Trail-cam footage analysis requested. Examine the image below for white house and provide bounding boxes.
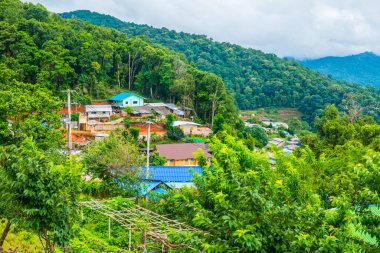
[85,105,112,120]
[173,121,213,136]
[271,122,289,129]
[109,92,144,108]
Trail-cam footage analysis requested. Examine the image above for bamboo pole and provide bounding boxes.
[108,217,111,239]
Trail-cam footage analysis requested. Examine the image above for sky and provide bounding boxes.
[25,0,380,59]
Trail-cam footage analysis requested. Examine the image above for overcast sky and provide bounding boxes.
[25,0,380,59]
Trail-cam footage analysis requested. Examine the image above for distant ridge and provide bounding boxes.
[300,52,380,88]
[61,10,380,123]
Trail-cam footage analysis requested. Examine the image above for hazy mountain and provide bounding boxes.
[61,10,380,123]
[300,52,380,88]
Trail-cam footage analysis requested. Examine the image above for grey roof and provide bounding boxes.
[85,104,112,112]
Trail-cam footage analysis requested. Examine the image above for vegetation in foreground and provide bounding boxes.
[149,105,380,252]
[0,0,379,252]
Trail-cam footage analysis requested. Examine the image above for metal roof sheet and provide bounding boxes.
[172,121,201,127]
[110,92,143,101]
[85,104,112,112]
[140,165,203,182]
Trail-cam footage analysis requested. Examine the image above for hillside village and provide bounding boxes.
[59,91,217,194]
[60,91,300,196]
[61,91,212,143]
[3,1,379,251]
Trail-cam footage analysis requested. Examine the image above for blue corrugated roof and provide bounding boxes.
[110,92,143,101]
[139,166,203,182]
[139,181,171,196]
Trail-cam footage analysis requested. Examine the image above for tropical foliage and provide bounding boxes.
[62,10,380,123]
[0,0,240,127]
[150,107,380,252]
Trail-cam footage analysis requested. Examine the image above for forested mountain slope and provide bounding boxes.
[0,0,239,126]
[300,52,380,88]
[61,10,380,123]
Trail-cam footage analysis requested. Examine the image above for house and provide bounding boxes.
[85,105,112,121]
[147,103,185,119]
[115,177,171,197]
[88,118,124,132]
[155,143,212,166]
[109,92,144,108]
[165,103,185,117]
[173,121,212,136]
[140,165,203,189]
[78,114,88,130]
[245,122,262,128]
[268,138,285,147]
[129,106,154,117]
[259,117,271,125]
[138,181,172,196]
[271,122,289,129]
[146,103,171,120]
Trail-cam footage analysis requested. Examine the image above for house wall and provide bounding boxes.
[164,158,211,166]
[121,95,144,107]
[178,125,212,136]
[89,124,124,131]
[178,125,197,135]
[87,111,112,119]
[165,159,198,166]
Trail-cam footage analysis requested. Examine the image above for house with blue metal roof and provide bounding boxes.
[109,92,144,108]
[139,181,171,197]
[140,165,203,189]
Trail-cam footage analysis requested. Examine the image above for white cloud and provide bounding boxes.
[24,0,380,58]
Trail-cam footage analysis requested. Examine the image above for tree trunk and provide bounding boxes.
[42,227,56,253]
[0,220,11,247]
[211,91,218,128]
[128,53,131,90]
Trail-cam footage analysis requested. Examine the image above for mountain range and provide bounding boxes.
[300,52,380,88]
[61,10,380,123]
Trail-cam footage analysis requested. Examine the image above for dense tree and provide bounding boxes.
[0,67,63,150]
[151,129,380,252]
[82,130,142,181]
[0,139,81,252]
[243,126,269,148]
[167,126,184,140]
[63,10,380,124]
[0,0,241,128]
[149,150,166,166]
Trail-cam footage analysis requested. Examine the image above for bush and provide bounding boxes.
[167,126,184,140]
[129,127,140,141]
[243,127,269,148]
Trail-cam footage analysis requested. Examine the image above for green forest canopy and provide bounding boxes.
[61,10,380,123]
[0,0,240,126]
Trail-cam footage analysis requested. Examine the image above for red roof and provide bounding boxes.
[155,143,212,160]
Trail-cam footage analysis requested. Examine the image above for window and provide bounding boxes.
[169,159,175,165]
[125,101,129,105]
[91,112,97,115]
[133,101,138,105]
